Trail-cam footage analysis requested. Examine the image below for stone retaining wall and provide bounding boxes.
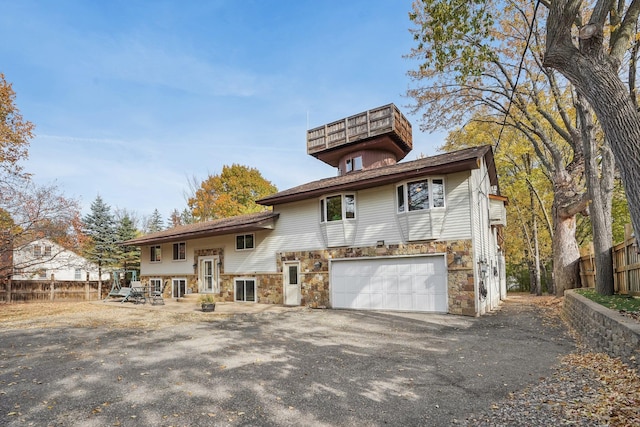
[563,290,640,370]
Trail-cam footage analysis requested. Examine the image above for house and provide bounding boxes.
[123,104,507,316]
[10,238,109,282]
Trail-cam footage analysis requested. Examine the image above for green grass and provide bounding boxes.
[575,289,640,312]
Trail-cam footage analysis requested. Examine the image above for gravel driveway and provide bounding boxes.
[0,299,574,426]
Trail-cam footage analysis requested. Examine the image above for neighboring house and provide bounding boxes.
[124,104,507,316]
[10,238,109,282]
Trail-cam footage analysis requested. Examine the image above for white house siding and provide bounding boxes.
[438,172,473,241]
[353,185,404,246]
[12,239,108,281]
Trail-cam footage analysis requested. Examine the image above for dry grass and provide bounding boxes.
[0,301,224,330]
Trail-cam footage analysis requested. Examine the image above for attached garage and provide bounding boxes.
[330,255,448,313]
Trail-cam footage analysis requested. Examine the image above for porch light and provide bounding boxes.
[376,240,385,247]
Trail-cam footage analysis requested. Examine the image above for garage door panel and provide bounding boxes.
[331,256,447,312]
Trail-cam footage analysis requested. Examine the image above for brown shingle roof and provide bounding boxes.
[121,211,279,246]
[257,145,496,206]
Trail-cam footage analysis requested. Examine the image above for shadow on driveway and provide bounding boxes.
[0,298,573,426]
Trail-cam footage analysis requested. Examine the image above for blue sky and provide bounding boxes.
[1,0,445,223]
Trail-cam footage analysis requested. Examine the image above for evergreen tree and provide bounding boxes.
[115,213,140,278]
[146,208,164,233]
[83,195,117,296]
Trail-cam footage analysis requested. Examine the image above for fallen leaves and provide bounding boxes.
[561,352,640,426]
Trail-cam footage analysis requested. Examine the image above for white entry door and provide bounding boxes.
[331,256,447,312]
[283,262,301,306]
[199,257,218,293]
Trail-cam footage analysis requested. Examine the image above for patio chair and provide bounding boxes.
[151,280,168,305]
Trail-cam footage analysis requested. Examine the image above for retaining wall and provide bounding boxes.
[563,289,640,370]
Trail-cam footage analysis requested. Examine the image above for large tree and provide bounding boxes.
[1,178,81,280]
[543,0,640,249]
[0,72,34,179]
[83,195,117,296]
[115,213,140,276]
[187,164,277,221]
[407,0,610,295]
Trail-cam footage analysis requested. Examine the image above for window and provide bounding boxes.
[345,156,363,173]
[150,245,162,262]
[235,278,256,302]
[74,269,82,280]
[37,269,47,279]
[44,245,52,257]
[33,245,42,257]
[236,234,255,251]
[320,194,356,222]
[172,242,186,260]
[150,278,162,293]
[287,265,298,285]
[397,178,446,212]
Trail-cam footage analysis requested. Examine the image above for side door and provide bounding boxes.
[283,262,301,306]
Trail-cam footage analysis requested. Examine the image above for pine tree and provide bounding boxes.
[115,214,140,278]
[146,209,164,233]
[83,195,117,296]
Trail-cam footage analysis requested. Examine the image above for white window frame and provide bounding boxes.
[396,177,446,212]
[150,245,162,263]
[235,234,255,251]
[172,242,186,261]
[172,278,187,298]
[150,278,163,293]
[234,277,257,302]
[199,257,219,293]
[320,193,356,222]
[345,156,363,173]
[74,269,82,280]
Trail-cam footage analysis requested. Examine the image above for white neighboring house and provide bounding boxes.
[11,238,109,282]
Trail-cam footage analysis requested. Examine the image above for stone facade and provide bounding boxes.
[139,239,478,316]
[564,290,640,371]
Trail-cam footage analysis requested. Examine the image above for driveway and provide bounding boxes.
[0,297,574,426]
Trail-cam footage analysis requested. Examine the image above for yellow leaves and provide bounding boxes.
[188,164,277,221]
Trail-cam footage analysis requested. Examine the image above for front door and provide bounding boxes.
[283,262,301,306]
[200,257,218,293]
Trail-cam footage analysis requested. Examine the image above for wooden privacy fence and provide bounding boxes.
[0,278,103,303]
[579,224,640,295]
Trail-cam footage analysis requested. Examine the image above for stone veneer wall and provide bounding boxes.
[564,290,640,371]
[277,239,476,316]
[139,239,477,315]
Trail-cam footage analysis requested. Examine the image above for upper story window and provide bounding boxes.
[74,269,82,280]
[236,234,255,251]
[44,245,52,257]
[172,242,186,261]
[33,245,42,257]
[345,156,363,173]
[320,194,356,222]
[150,245,162,262]
[397,178,445,212]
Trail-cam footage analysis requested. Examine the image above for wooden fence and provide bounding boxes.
[579,224,640,295]
[0,279,104,303]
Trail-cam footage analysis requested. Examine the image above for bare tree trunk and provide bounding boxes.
[552,206,581,296]
[576,93,615,295]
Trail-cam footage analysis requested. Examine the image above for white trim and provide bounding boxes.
[172,277,188,298]
[234,277,257,302]
[396,177,446,212]
[319,193,357,223]
[199,256,219,293]
[235,233,255,251]
[283,261,301,306]
[172,241,187,261]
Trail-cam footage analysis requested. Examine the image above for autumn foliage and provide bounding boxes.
[188,164,277,221]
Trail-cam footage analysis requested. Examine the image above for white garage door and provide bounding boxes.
[331,256,447,312]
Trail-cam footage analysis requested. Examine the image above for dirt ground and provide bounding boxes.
[1,294,638,426]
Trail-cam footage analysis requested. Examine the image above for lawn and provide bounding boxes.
[575,288,640,316]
